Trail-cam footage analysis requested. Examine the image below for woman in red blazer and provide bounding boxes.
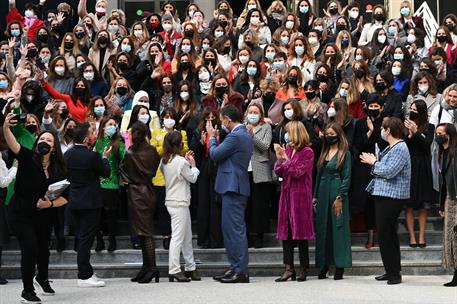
[202,74,244,115]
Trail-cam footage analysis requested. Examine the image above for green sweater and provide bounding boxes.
[95,136,125,190]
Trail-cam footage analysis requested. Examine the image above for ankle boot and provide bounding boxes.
[138,270,160,283]
[131,268,147,282]
[95,233,105,252]
[334,268,344,280]
[107,236,116,252]
[318,266,329,279]
[184,270,201,281]
[444,269,457,287]
[169,272,191,282]
[275,265,296,282]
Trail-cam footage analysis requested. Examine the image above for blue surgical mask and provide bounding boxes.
[11,29,21,37]
[393,53,404,61]
[381,129,388,142]
[284,132,289,143]
[247,113,260,124]
[295,46,305,56]
[341,39,349,48]
[265,52,275,61]
[388,26,397,35]
[105,125,117,138]
[94,106,105,116]
[339,88,348,97]
[246,67,257,76]
[202,43,210,50]
[400,7,410,17]
[280,36,289,45]
[273,61,285,70]
[0,80,8,89]
[121,44,132,53]
[299,6,309,14]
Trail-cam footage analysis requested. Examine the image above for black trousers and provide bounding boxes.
[70,208,101,280]
[282,223,309,269]
[247,176,271,234]
[374,196,404,277]
[154,186,171,236]
[8,209,51,292]
[365,195,376,230]
[98,189,119,238]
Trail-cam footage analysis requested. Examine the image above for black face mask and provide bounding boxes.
[74,87,86,96]
[245,41,254,48]
[220,21,228,28]
[325,135,339,145]
[373,13,385,21]
[367,108,380,118]
[204,58,216,66]
[163,84,173,93]
[37,34,48,43]
[437,35,448,43]
[180,62,190,70]
[117,62,129,70]
[263,92,276,104]
[27,48,38,58]
[26,124,38,134]
[447,24,455,32]
[287,76,298,85]
[64,42,74,50]
[75,31,85,39]
[98,36,108,45]
[37,142,51,155]
[409,111,419,121]
[116,87,128,96]
[329,7,338,15]
[354,69,365,79]
[375,82,386,91]
[66,128,74,139]
[184,29,194,38]
[215,86,228,98]
[60,108,69,120]
[419,68,430,73]
[335,24,346,32]
[316,74,328,82]
[435,134,448,145]
[305,91,317,100]
[223,46,231,55]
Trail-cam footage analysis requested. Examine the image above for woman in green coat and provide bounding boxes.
[94,116,126,252]
[313,122,352,280]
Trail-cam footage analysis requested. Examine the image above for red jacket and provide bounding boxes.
[43,82,88,123]
[158,30,183,60]
[7,7,45,42]
[202,92,244,115]
[349,100,366,119]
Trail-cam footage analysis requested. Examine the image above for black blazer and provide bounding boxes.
[64,145,110,210]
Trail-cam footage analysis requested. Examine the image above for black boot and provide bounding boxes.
[444,269,457,287]
[56,237,65,252]
[163,236,170,250]
[95,233,105,252]
[184,269,201,281]
[169,272,191,282]
[334,268,344,280]
[318,266,329,279]
[107,236,116,252]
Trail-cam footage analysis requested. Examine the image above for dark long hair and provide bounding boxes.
[198,106,219,131]
[437,123,457,160]
[410,99,428,133]
[32,130,66,178]
[127,105,150,130]
[317,123,348,170]
[71,77,91,105]
[162,131,183,164]
[97,116,121,158]
[131,121,149,150]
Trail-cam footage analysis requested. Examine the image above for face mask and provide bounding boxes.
[407,34,416,44]
[215,86,228,97]
[220,21,229,28]
[308,37,319,46]
[64,42,74,50]
[349,11,359,19]
[134,30,143,38]
[26,48,37,58]
[437,35,448,43]
[163,23,173,31]
[37,34,48,43]
[202,43,210,50]
[60,108,69,120]
[393,53,404,61]
[121,44,131,53]
[247,113,259,124]
[94,106,105,116]
[273,61,285,70]
[265,51,275,61]
[284,132,289,143]
[11,29,21,37]
[391,66,401,76]
[105,125,117,138]
[109,24,119,32]
[55,67,65,76]
[98,36,108,45]
[117,62,128,70]
[181,45,192,54]
[40,54,51,63]
[180,91,190,100]
[280,36,289,45]
[26,124,38,134]
[377,35,387,44]
[381,129,388,142]
[214,31,224,38]
[339,88,348,97]
[248,4,257,11]
[355,54,363,61]
[435,134,448,145]
[284,109,294,120]
[400,7,410,17]
[434,60,443,66]
[116,87,128,96]
[367,108,380,118]
[96,7,106,14]
[25,10,34,18]
[180,62,190,70]
[163,118,176,129]
[77,61,86,68]
[299,6,309,14]
[272,13,283,20]
[305,91,316,100]
[246,67,257,76]
[329,7,338,15]
[163,84,173,93]
[317,74,328,82]
[75,31,85,39]
[287,75,297,85]
[0,80,8,89]
[74,87,85,96]
[200,82,211,94]
[83,71,94,81]
[418,84,429,94]
[25,94,34,102]
[222,46,231,55]
[314,26,323,33]
[285,21,294,30]
[295,46,305,56]
[336,24,346,32]
[327,107,336,118]
[375,82,386,91]
[239,55,249,64]
[138,113,149,124]
[250,17,260,26]
[325,135,339,145]
[354,69,365,79]
[37,142,51,155]
[341,39,349,48]
[447,24,456,32]
[184,29,194,38]
[199,71,210,82]
[409,111,419,121]
[373,13,384,21]
[263,92,275,103]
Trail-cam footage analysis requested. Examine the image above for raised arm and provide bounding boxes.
[78,0,88,18]
[2,112,21,155]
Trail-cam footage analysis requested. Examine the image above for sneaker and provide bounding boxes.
[77,274,106,287]
[33,277,55,296]
[20,290,41,303]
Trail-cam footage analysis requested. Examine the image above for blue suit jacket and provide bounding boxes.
[209,124,253,196]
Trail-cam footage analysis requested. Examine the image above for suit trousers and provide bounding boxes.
[221,192,249,274]
[70,208,101,280]
[154,186,171,236]
[374,196,404,277]
[167,205,196,274]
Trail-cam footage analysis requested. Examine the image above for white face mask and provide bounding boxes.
[163,118,176,129]
[407,34,416,44]
[199,71,210,82]
[308,37,318,46]
[355,54,364,61]
[180,91,190,100]
[25,10,34,18]
[138,113,149,124]
[248,4,257,11]
[134,30,143,38]
[83,71,94,81]
[55,66,65,76]
[285,21,294,30]
[418,84,429,94]
[391,66,401,76]
[250,17,260,26]
[377,35,387,44]
[327,107,337,118]
[162,23,173,31]
[137,101,149,108]
[349,11,359,19]
[239,55,249,64]
[284,109,294,120]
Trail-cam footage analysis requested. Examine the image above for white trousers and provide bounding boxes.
[166,205,196,274]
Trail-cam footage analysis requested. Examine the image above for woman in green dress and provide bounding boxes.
[313,122,352,280]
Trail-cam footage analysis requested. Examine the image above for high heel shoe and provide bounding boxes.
[418,243,427,248]
[137,270,160,283]
[365,241,375,249]
[169,272,191,282]
[444,270,457,287]
[334,268,344,280]
[318,266,329,279]
[107,237,117,252]
[297,269,307,282]
[131,268,147,282]
[184,270,201,281]
[275,269,296,282]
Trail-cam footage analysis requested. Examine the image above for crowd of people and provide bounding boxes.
[0,0,457,302]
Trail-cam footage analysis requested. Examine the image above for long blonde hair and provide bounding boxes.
[285,121,310,149]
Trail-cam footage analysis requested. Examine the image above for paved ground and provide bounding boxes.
[0,276,456,304]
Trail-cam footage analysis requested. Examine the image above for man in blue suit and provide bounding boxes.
[207,105,253,283]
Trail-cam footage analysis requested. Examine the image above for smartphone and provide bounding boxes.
[13,113,27,124]
[35,57,46,71]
